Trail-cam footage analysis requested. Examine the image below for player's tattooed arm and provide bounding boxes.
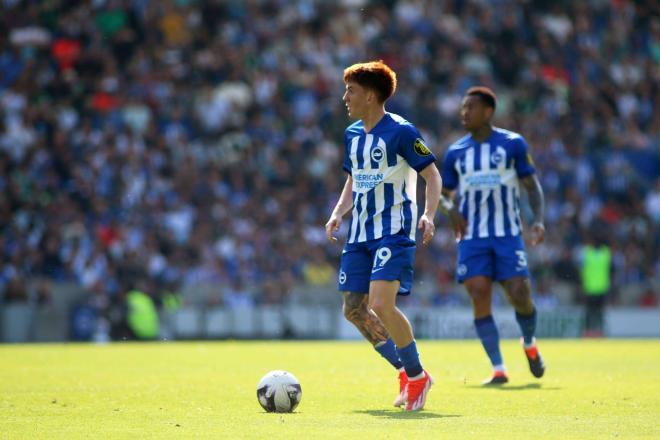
[342,292,389,345]
[521,174,546,245]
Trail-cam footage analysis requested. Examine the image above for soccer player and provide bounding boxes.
[439,86,546,385]
[325,61,442,411]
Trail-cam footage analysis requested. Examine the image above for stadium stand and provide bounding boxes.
[0,0,657,341]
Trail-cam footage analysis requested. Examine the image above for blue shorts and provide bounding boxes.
[338,231,416,295]
[456,236,530,283]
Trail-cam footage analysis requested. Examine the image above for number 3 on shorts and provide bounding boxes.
[373,247,392,270]
[515,250,528,268]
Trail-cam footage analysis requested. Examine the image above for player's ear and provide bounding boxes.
[368,88,379,104]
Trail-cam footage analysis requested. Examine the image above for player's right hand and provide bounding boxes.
[325,215,342,243]
[447,209,467,242]
[530,221,545,246]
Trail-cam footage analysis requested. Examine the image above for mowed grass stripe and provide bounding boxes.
[1,340,659,439]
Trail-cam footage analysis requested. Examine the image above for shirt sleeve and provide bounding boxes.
[511,135,536,178]
[441,150,459,191]
[342,131,352,174]
[397,124,436,172]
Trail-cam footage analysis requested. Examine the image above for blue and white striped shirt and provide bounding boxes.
[441,127,536,240]
[343,113,436,244]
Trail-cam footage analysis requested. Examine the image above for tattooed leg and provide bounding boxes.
[342,292,390,345]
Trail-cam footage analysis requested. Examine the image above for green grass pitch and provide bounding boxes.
[1,340,659,439]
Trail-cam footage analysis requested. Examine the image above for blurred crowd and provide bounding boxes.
[0,0,658,319]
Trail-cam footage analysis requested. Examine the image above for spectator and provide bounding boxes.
[224,279,255,309]
[303,249,335,287]
[3,277,28,304]
[639,288,658,308]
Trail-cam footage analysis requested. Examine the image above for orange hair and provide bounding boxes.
[343,60,397,103]
[466,86,497,109]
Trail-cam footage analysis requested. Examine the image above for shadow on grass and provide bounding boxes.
[353,409,461,419]
[465,383,561,391]
[258,411,304,415]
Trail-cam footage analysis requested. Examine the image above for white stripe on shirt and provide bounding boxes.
[349,136,360,169]
[357,192,369,242]
[478,189,489,238]
[480,143,491,172]
[464,148,475,239]
[362,134,374,169]
[478,143,490,238]
[391,178,405,235]
[378,137,387,166]
[373,183,384,238]
[349,194,360,243]
[493,186,505,236]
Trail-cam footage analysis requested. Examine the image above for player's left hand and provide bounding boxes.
[325,214,342,243]
[418,214,435,245]
[530,221,545,246]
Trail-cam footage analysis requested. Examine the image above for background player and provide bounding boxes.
[325,61,442,410]
[440,86,546,384]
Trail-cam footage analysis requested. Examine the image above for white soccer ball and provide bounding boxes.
[256,370,302,413]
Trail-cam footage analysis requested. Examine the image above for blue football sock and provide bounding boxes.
[374,339,404,370]
[474,315,504,368]
[396,340,423,378]
[516,309,537,345]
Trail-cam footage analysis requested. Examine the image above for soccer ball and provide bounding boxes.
[256,370,302,413]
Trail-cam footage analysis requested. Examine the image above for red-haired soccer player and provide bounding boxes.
[325,61,442,411]
[440,87,546,384]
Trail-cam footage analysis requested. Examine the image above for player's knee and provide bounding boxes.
[466,286,491,305]
[507,282,532,309]
[342,303,368,323]
[342,302,363,323]
[342,292,367,323]
[368,300,393,320]
[465,277,490,295]
[470,299,492,320]
[468,290,490,304]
